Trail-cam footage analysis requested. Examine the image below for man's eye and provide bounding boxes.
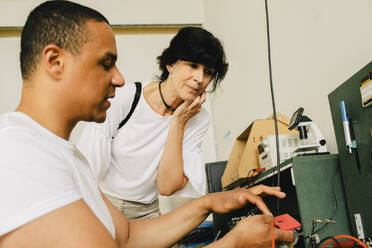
[101,63,112,71]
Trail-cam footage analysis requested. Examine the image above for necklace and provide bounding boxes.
[159,81,176,112]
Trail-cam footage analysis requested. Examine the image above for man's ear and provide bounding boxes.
[42,44,65,80]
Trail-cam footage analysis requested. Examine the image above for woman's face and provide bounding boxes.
[167,60,215,102]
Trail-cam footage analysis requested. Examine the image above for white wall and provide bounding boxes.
[0,0,204,26]
[203,0,372,160]
[0,37,22,114]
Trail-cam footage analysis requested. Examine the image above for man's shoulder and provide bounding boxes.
[0,112,73,167]
[0,111,25,129]
[0,112,36,143]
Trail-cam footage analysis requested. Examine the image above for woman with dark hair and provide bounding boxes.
[77,27,228,220]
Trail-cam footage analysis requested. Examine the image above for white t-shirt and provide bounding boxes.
[77,82,209,204]
[0,112,115,237]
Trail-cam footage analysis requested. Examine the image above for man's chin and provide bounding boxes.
[94,114,107,123]
[94,118,106,123]
[87,112,107,123]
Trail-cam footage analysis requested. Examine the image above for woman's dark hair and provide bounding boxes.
[157,27,228,92]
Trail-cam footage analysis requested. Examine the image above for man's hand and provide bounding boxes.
[224,215,295,248]
[248,185,286,199]
[204,185,285,216]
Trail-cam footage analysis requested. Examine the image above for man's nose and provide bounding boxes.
[112,66,125,87]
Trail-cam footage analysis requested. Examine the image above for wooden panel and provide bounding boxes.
[0,24,201,38]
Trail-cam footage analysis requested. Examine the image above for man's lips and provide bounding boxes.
[105,94,115,101]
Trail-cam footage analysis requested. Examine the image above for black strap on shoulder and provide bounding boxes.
[117,82,142,130]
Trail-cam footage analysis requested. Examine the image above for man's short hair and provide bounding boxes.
[20,0,109,80]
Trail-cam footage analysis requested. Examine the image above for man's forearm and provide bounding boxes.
[124,196,211,248]
[204,232,239,248]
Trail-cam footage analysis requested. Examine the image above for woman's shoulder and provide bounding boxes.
[115,82,140,97]
[185,107,210,132]
[196,107,210,122]
[115,81,154,97]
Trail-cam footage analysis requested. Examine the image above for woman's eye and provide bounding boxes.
[204,69,214,76]
[189,63,198,69]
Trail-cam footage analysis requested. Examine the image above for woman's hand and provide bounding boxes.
[172,91,206,126]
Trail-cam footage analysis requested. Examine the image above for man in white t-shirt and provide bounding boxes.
[0,1,295,247]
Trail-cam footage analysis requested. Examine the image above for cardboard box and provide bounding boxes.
[221,113,298,189]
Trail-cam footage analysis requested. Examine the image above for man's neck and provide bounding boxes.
[16,94,76,141]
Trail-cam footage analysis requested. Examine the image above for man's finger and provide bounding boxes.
[250,185,286,199]
[273,228,295,244]
[255,200,272,216]
[259,214,275,224]
[262,186,286,199]
[243,193,272,216]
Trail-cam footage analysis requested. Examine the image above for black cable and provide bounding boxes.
[305,170,340,248]
[246,169,255,186]
[264,0,281,216]
[250,171,263,187]
[313,170,339,234]
[247,169,255,179]
[246,169,265,187]
[310,170,339,235]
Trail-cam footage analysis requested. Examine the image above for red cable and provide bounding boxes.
[320,234,368,248]
[271,224,275,248]
[332,241,355,247]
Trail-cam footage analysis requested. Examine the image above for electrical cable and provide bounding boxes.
[246,168,266,187]
[305,163,341,248]
[316,236,341,248]
[214,230,221,241]
[246,169,255,186]
[264,0,281,216]
[313,170,339,235]
[304,171,339,247]
[271,224,275,248]
[319,235,368,248]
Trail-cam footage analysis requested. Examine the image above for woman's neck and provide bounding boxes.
[143,81,183,116]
